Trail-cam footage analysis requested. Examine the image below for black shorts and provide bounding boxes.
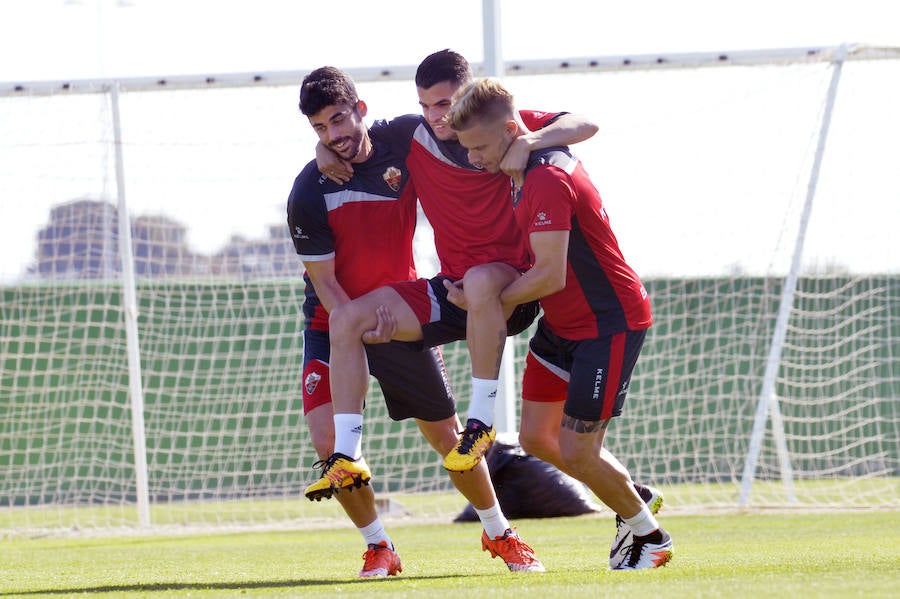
[301,328,456,422]
[522,319,647,421]
[390,275,540,348]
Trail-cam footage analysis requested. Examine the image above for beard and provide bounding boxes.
[329,130,365,162]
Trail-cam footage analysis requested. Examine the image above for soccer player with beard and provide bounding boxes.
[306,50,660,567]
[288,66,544,577]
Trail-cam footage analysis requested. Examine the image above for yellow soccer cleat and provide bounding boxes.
[443,420,496,472]
[304,452,371,501]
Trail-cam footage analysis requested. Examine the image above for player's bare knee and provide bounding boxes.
[328,302,370,340]
[417,420,458,455]
[460,265,506,306]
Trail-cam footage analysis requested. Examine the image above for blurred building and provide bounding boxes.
[211,225,303,278]
[30,199,302,280]
[33,198,118,279]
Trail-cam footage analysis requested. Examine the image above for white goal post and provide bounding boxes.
[1,44,898,536]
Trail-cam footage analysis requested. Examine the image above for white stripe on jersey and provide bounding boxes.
[539,150,578,175]
[323,189,398,212]
[560,154,578,175]
[297,251,336,262]
[412,123,459,168]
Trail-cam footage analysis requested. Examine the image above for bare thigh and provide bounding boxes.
[332,285,424,342]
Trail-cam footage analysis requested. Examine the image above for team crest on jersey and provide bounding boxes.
[304,371,322,395]
[383,166,402,191]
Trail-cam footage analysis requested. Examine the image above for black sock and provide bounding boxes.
[636,528,663,544]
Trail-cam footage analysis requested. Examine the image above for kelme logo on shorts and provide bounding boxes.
[592,368,605,400]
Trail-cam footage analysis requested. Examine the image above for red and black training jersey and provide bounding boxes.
[370,111,565,281]
[286,137,417,331]
[516,147,653,340]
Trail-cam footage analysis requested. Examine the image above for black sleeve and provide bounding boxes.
[286,161,334,258]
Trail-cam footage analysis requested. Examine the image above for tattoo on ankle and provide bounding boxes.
[561,414,609,433]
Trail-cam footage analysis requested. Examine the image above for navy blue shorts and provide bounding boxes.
[522,319,647,422]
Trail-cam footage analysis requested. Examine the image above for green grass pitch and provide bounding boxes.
[2,510,898,598]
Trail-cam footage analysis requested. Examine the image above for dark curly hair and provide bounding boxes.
[299,66,359,117]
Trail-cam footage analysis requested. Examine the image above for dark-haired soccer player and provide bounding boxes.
[310,49,665,571]
[289,65,544,577]
[304,49,595,569]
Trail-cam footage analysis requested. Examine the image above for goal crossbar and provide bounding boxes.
[3,43,898,97]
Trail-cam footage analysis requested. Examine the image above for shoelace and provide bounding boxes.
[620,538,647,568]
[499,536,537,564]
[362,545,389,569]
[311,454,349,482]
[311,454,338,472]
[456,426,486,454]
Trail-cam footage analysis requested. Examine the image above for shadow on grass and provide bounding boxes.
[2,573,476,595]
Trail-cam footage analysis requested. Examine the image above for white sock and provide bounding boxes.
[474,503,511,539]
[467,377,498,426]
[333,413,363,459]
[359,517,392,548]
[623,505,659,537]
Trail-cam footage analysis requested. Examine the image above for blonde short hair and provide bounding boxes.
[446,78,515,131]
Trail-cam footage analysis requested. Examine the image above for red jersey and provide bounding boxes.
[370,111,563,280]
[517,148,652,340]
[286,138,417,331]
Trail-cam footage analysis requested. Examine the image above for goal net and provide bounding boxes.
[1,46,898,536]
